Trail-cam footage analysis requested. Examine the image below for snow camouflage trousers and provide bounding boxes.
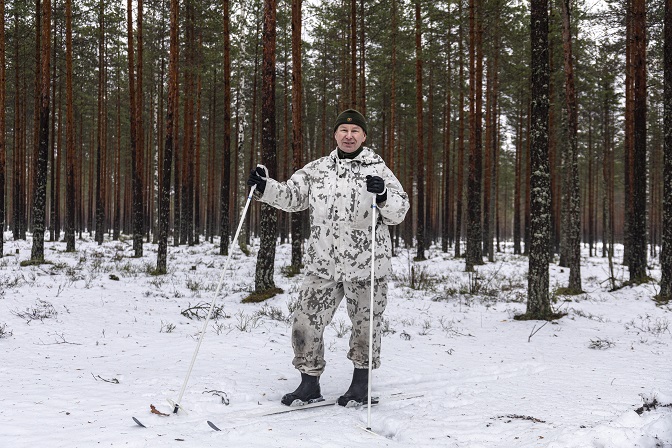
[291,275,388,376]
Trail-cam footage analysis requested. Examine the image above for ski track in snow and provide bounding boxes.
[0,235,670,447]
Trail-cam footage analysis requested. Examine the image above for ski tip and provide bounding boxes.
[207,420,221,431]
[358,425,387,438]
[132,417,146,428]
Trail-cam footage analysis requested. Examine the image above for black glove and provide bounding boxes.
[247,166,267,194]
[366,175,387,203]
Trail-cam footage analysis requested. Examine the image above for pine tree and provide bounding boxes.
[415,0,426,261]
[629,0,647,282]
[455,0,466,258]
[127,0,141,257]
[95,0,105,245]
[0,0,5,257]
[64,0,75,252]
[660,0,671,300]
[29,0,51,263]
[465,0,483,271]
[254,0,280,296]
[157,0,179,275]
[522,0,553,320]
[220,0,232,256]
[560,0,582,293]
[290,0,304,272]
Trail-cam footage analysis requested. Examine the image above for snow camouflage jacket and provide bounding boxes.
[257,148,410,282]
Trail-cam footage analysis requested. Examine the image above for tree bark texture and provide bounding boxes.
[560,0,582,292]
[255,0,278,292]
[662,0,672,299]
[291,0,304,269]
[30,0,51,262]
[220,0,232,255]
[65,0,75,251]
[415,0,425,261]
[526,0,552,319]
[157,0,179,274]
[0,0,5,256]
[466,0,483,271]
[630,0,647,282]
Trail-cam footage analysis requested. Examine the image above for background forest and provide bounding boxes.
[0,0,670,308]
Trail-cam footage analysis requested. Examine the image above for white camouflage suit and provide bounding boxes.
[256,147,409,376]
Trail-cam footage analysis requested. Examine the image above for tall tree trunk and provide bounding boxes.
[483,55,493,261]
[245,19,261,247]
[65,0,75,252]
[466,0,483,270]
[414,0,426,261]
[114,58,121,241]
[291,0,304,270]
[49,24,57,242]
[194,50,202,244]
[601,68,616,289]
[127,0,141,256]
[350,0,357,109]
[136,0,145,247]
[65,0,75,251]
[359,0,366,114]
[442,31,452,254]
[455,0,465,258]
[389,0,398,251]
[629,0,647,282]
[30,0,41,234]
[255,0,279,294]
[54,64,62,241]
[0,0,5,256]
[13,7,23,241]
[157,0,179,274]
[623,0,633,266]
[95,1,105,245]
[181,0,194,246]
[513,94,523,255]
[220,0,232,255]
[661,0,672,300]
[426,67,434,247]
[587,115,594,257]
[524,0,552,319]
[560,0,582,292]
[489,15,501,261]
[30,0,50,262]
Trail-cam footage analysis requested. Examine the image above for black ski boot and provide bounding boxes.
[337,368,369,407]
[281,372,323,406]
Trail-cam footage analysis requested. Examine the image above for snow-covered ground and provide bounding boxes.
[0,233,670,447]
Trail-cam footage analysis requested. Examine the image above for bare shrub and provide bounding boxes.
[160,321,176,333]
[11,300,58,323]
[233,311,260,332]
[255,304,287,322]
[181,302,229,321]
[625,315,671,337]
[330,318,351,338]
[0,323,13,338]
[588,338,615,350]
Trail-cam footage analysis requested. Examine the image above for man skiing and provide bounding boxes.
[247,109,409,407]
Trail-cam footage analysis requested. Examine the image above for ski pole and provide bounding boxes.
[366,195,377,431]
[172,178,260,414]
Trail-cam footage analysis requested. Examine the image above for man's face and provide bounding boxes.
[334,124,367,153]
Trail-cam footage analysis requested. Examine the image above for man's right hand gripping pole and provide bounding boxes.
[247,164,268,194]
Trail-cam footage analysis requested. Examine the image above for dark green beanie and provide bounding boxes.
[333,109,367,135]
